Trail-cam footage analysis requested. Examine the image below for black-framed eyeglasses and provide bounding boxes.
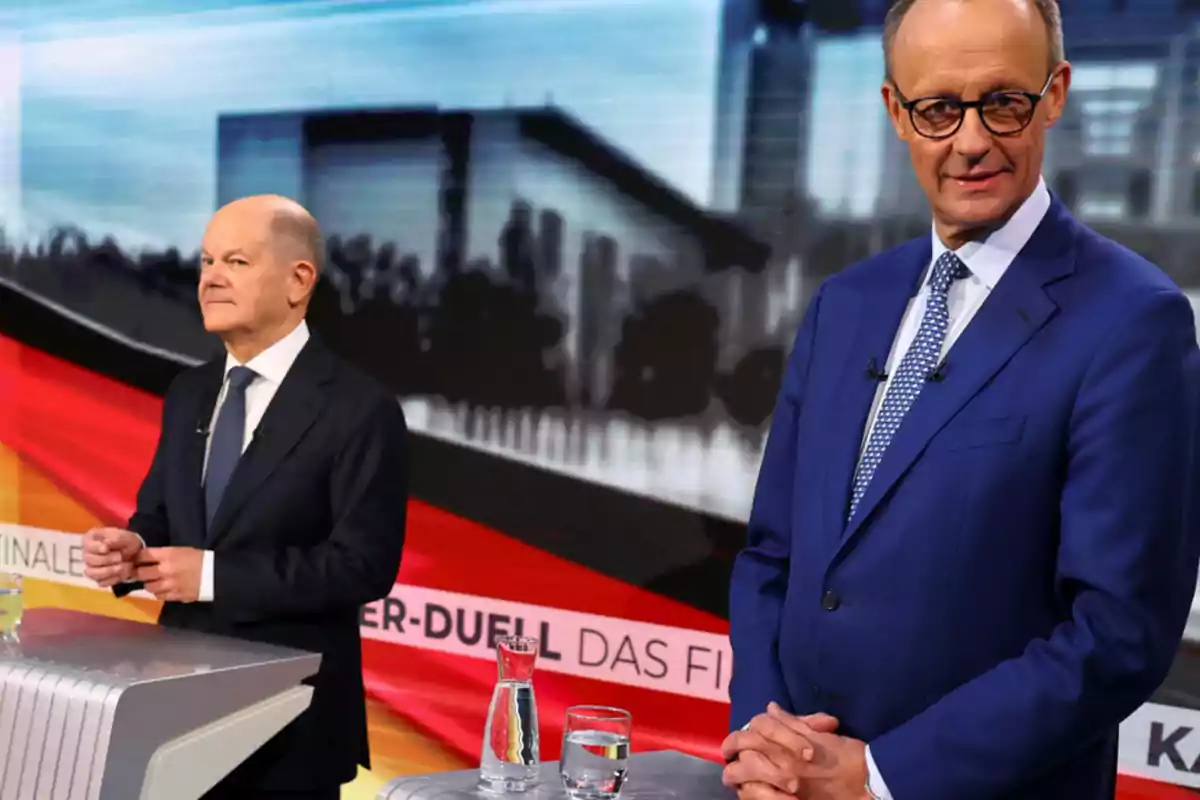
[896,71,1056,140]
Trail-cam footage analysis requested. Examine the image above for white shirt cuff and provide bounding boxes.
[865,745,893,800]
[199,550,215,602]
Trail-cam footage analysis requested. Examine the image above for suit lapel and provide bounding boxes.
[179,361,224,547]
[834,200,1077,557]
[820,241,929,545]
[206,337,337,546]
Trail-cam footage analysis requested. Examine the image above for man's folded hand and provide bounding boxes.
[82,527,143,587]
[722,703,869,800]
[135,547,203,603]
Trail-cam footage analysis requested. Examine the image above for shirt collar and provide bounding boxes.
[224,319,310,385]
[929,175,1051,291]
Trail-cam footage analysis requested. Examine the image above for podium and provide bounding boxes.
[0,608,321,800]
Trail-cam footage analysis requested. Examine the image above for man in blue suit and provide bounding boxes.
[722,0,1200,798]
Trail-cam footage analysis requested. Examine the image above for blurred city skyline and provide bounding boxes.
[0,0,895,252]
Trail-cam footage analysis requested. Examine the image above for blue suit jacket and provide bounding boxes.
[728,197,1200,799]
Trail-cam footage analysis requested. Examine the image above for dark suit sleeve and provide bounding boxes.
[126,395,173,548]
[211,395,408,622]
[727,287,823,731]
[113,381,178,598]
[868,288,1200,798]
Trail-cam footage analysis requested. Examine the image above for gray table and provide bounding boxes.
[377,750,732,799]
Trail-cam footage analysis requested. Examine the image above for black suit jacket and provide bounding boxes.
[117,333,408,790]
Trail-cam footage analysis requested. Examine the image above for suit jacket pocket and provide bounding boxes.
[929,414,1026,453]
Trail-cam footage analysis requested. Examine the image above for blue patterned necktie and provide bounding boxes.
[204,365,256,529]
[847,251,970,522]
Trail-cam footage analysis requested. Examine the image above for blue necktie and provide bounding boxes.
[204,366,256,530]
[848,251,969,522]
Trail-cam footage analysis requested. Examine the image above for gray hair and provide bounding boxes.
[882,0,1064,84]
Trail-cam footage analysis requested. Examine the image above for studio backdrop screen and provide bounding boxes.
[3,1,1200,797]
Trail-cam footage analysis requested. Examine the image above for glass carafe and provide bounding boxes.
[479,634,540,792]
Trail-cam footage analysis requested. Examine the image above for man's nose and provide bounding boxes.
[953,108,993,160]
[199,274,228,294]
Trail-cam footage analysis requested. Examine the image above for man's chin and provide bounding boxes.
[941,194,1017,230]
[201,315,237,334]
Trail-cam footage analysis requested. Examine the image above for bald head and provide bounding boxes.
[215,194,323,275]
[199,194,323,358]
[883,0,1063,84]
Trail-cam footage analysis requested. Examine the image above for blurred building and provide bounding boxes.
[712,1,829,351]
[1046,7,1194,226]
[1044,5,1200,283]
[216,104,767,406]
[712,1,815,217]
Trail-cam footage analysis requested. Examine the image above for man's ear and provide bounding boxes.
[289,260,317,306]
[881,81,909,140]
[1042,62,1071,129]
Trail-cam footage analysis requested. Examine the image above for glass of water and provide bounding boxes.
[560,705,631,799]
[0,572,21,644]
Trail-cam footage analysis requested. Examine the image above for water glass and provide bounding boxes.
[560,705,632,799]
[0,572,21,644]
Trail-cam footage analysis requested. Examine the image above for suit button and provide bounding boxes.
[821,590,840,611]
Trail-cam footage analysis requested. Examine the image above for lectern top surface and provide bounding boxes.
[1,608,318,684]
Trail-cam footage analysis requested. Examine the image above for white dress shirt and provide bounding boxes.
[196,319,310,601]
[861,179,1050,799]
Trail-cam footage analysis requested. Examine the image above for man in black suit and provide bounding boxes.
[81,194,409,799]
